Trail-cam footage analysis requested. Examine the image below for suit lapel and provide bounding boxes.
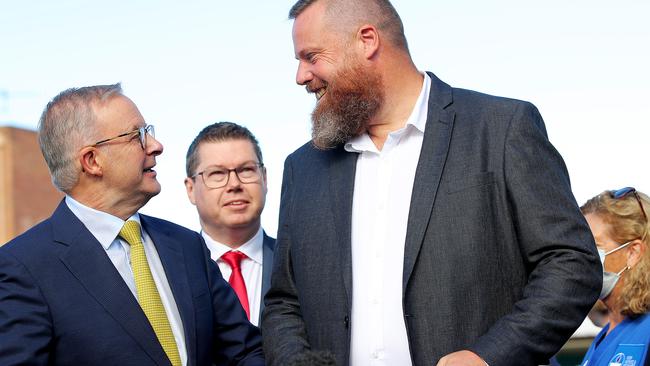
[402,72,455,290]
[53,202,170,366]
[328,147,357,308]
[260,232,275,318]
[141,216,196,366]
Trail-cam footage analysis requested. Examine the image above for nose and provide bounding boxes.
[296,60,313,86]
[225,170,243,191]
[146,134,163,156]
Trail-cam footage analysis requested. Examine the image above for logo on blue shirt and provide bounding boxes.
[608,352,625,366]
[608,344,645,366]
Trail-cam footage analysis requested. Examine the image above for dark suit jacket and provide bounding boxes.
[0,200,264,366]
[262,72,602,366]
[260,232,275,320]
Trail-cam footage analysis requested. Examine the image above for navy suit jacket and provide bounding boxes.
[260,232,275,320]
[0,200,264,366]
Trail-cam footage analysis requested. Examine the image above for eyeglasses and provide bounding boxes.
[90,125,155,150]
[610,186,648,240]
[191,163,264,189]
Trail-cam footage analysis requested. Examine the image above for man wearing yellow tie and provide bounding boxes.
[0,84,265,366]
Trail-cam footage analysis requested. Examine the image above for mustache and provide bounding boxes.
[305,80,327,94]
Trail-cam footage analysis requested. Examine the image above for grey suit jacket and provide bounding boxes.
[262,72,602,366]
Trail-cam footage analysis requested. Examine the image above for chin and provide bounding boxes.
[140,186,162,203]
[225,216,257,229]
[145,181,162,195]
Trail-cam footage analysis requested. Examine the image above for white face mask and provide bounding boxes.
[597,241,631,300]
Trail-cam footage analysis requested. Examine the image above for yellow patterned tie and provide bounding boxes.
[119,220,181,366]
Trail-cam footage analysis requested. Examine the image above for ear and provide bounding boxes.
[357,24,380,60]
[79,147,103,177]
[184,177,197,205]
[626,239,646,267]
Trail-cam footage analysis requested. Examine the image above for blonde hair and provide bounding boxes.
[581,189,650,316]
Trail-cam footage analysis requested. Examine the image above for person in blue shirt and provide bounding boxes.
[580,187,650,366]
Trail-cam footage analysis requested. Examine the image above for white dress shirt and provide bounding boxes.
[345,73,431,366]
[65,196,188,366]
[201,227,264,326]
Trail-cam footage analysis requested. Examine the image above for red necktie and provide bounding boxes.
[220,251,250,319]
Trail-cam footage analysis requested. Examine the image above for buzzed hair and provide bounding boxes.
[289,0,409,52]
[185,122,264,177]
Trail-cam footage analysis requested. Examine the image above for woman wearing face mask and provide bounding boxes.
[579,187,650,366]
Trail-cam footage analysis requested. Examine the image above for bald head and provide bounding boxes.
[289,0,409,52]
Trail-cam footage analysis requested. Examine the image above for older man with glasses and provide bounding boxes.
[0,84,264,366]
[184,122,275,328]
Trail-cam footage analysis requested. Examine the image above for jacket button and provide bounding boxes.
[344,316,350,328]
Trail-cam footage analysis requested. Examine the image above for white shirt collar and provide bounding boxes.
[201,226,264,265]
[345,72,431,153]
[65,195,141,250]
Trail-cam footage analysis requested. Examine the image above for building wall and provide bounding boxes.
[0,127,62,244]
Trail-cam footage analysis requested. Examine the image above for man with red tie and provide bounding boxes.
[185,122,275,326]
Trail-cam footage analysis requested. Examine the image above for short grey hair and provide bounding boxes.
[289,0,409,52]
[38,83,123,192]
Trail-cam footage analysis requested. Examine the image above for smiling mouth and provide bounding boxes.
[315,88,326,100]
[225,200,249,207]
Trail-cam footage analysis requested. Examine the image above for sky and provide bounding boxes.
[1,0,649,338]
[2,1,649,236]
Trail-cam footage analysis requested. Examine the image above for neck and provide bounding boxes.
[603,282,626,334]
[69,185,142,220]
[202,222,260,249]
[606,309,626,334]
[367,64,424,150]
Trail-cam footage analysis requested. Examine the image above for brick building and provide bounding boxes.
[0,126,62,244]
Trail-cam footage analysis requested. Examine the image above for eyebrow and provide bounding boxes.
[133,122,146,130]
[296,48,318,60]
[295,50,307,60]
[202,160,260,168]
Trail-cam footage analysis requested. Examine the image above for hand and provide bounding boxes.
[437,350,487,366]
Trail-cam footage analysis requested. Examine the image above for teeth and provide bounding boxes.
[315,88,326,100]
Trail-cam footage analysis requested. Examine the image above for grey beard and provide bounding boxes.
[311,109,364,150]
[310,90,382,150]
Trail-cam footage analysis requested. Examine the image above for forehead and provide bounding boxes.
[196,138,257,166]
[94,95,144,132]
[292,2,336,53]
[585,213,612,243]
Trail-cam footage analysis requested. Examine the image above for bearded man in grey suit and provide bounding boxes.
[262,1,602,365]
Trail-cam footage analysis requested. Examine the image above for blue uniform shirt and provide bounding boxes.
[581,312,650,366]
